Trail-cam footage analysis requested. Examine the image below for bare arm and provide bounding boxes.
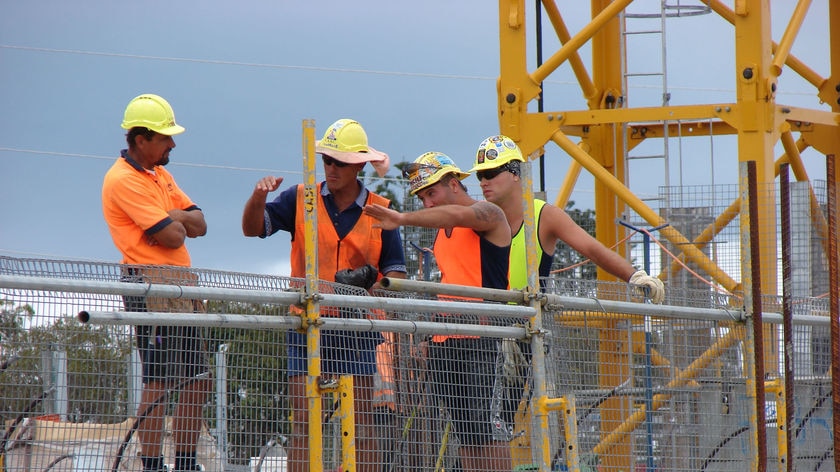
[242,176,283,237]
[540,204,635,281]
[168,209,207,238]
[148,221,187,249]
[365,202,494,231]
[364,201,510,247]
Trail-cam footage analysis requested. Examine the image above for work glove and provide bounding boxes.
[334,264,379,290]
[629,270,665,304]
[500,338,527,388]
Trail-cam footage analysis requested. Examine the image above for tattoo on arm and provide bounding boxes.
[472,202,501,223]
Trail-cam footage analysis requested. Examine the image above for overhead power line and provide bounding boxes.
[0,147,303,176]
[0,44,493,82]
[0,43,817,98]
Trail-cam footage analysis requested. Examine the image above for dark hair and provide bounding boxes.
[440,173,468,192]
[125,127,156,148]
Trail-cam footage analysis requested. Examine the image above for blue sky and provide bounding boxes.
[0,1,830,276]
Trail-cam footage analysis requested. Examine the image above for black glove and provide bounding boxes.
[334,264,379,290]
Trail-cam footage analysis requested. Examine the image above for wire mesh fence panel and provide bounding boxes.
[1,256,837,471]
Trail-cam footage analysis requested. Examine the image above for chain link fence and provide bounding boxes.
[0,256,835,471]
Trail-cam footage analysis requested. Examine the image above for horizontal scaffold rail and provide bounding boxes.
[3,274,829,328]
[0,274,533,319]
[76,311,527,339]
[382,277,832,327]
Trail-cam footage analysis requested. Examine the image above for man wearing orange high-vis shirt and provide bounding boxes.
[102,94,209,472]
[363,151,512,472]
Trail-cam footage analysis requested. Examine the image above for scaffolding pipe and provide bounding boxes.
[827,154,840,472]
[77,310,528,339]
[779,163,795,471]
[5,273,833,328]
[0,274,303,306]
[742,160,767,471]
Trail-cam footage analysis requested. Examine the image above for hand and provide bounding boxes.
[363,204,402,230]
[629,270,665,304]
[253,176,283,196]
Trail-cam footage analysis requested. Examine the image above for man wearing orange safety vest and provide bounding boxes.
[242,119,406,472]
[364,152,513,472]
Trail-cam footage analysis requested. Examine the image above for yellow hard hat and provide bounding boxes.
[121,94,185,136]
[316,119,372,154]
[469,135,524,172]
[403,151,470,195]
[315,119,390,176]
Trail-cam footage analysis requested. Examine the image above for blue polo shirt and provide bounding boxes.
[262,180,407,276]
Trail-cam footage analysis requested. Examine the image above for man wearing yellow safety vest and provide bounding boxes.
[469,135,666,301]
[364,152,513,472]
[242,119,407,472]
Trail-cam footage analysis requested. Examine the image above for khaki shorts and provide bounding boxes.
[121,266,209,384]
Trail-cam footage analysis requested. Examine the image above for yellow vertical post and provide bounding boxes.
[734,2,780,444]
[589,0,627,282]
[739,160,762,472]
[498,0,543,145]
[558,396,580,471]
[733,0,778,294]
[764,380,788,472]
[589,3,631,469]
[338,376,357,471]
[520,154,551,470]
[301,119,324,472]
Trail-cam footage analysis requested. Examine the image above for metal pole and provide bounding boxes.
[779,163,794,471]
[301,119,324,472]
[215,344,229,468]
[618,220,668,472]
[741,160,767,472]
[826,154,840,472]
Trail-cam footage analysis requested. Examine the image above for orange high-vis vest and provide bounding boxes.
[290,183,387,283]
[431,227,481,342]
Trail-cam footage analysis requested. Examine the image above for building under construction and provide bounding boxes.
[1,1,839,471]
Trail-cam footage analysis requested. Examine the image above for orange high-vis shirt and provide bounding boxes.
[102,156,197,266]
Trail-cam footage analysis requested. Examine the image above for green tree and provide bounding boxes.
[359,167,405,212]
[0,301,131,425]
[551,201,599,280]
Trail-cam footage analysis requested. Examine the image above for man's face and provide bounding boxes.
[322,154,363,189]
[477,164,515,203]
[416,181,452,208]
[139,133,176,167]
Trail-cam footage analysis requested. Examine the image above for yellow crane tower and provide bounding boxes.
[496,1,839,470]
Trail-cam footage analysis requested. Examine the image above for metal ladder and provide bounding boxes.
[620,1,711,211]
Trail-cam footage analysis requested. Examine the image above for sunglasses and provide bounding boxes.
[475,164,512,181]
[322,155,349,168]
[401,163,441,179]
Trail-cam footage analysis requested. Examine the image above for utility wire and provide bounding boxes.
[2,43,817,98]
[0,44,495,82]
